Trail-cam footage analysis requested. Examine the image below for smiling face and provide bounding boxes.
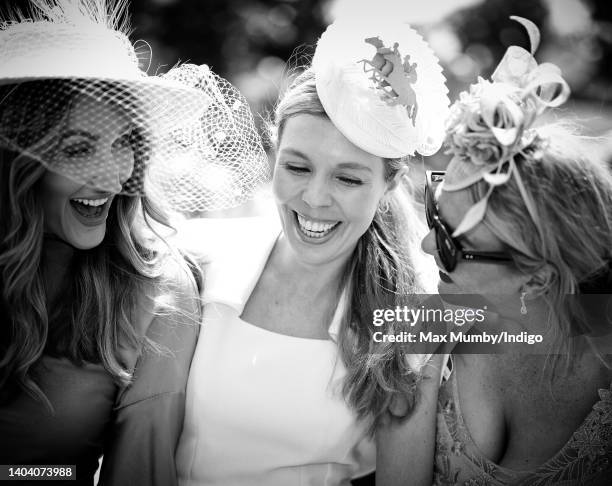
[273,114,391,267]
[39,95,135,250]
[421,184,527,299]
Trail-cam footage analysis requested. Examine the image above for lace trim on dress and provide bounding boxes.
[434,369,612,485]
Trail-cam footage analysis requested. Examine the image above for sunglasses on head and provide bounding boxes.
[424,170,513,273]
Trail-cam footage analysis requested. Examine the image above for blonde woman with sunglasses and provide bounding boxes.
[382,17,612,485]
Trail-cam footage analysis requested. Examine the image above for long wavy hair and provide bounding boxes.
[269,69,433,430]
[0,80,201,407]
[470,124,612,365]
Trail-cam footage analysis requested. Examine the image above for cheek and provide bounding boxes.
[40,172,77,207]
[457,264,522,294]
[345,185,384,219]
[117,150,135,183]
[272,167,297,203]
[41,171,82,193]
[38,172,81,229]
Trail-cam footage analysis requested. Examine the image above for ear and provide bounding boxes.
[522,263,555,297]
[385,166,409,194]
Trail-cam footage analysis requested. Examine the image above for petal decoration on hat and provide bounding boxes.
[510,15,541,54]
[482,170,512,187]
[451,192,491,238]
[442,16,570,236]
[479,83,525,146]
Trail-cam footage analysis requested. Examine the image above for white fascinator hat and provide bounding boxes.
[0,0,270,212]
[312,16,450,158]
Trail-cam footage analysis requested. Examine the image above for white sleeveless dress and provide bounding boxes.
[176,216,375,486]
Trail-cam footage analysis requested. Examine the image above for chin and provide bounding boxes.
[294,248,338,267]
[67,228,107,250]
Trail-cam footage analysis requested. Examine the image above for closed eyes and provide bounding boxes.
[282,163,363,186]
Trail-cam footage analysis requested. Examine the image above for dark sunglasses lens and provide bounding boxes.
[425,172,456,272]
[435,222,457,272]
[424,187,434,228]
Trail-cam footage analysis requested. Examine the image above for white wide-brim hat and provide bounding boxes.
[0,0,270,212]
[312,17,450,158]
[0,6,209,135]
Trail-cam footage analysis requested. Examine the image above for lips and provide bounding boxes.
[70,196,110,218]
[69,194,113,225]
[294,211,341,240]
[439,270,453,283]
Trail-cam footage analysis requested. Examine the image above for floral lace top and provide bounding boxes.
[434,363,612,485]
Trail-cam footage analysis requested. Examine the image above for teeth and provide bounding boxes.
[296,213,339,238]
[72,197,109,207]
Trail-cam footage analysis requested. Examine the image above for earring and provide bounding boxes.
[379,199,390,214]
[520,291,527,315]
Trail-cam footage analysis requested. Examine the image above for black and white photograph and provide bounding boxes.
[0,0,611,484]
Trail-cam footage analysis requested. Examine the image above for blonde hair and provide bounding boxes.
[0,80,202,407]
[473,124,612,360]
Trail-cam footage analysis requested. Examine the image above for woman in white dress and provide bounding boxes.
[176,17,449,486]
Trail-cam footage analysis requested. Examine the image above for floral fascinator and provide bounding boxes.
[443,16,570,236]
[0,0,270,212]
[312,17,450,158]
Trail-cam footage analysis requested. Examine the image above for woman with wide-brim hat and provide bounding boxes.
[0,1,269,485]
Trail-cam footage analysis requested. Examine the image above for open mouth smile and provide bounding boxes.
[70,196,111,219]
[294,211,341,239]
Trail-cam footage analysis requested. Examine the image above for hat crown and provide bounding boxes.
[313,17,450,158]
[0,0,144,83]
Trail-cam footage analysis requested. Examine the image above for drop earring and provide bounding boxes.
[378,199,390,214]
[520,291,527,315]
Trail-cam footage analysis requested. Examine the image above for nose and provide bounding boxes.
[103,160,124,194]
[421,228,437,257]
[302,175,332,208]
[105,148,134,194]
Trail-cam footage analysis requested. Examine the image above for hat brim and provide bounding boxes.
[0,74,210,134]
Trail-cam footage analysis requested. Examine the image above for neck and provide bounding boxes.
[490,294,561,349]
[272,235,350,297]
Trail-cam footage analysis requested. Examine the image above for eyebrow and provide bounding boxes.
[60,130,99,142]
[336,162,372,173]
[278,148,309,160]
[279,148,373,172]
